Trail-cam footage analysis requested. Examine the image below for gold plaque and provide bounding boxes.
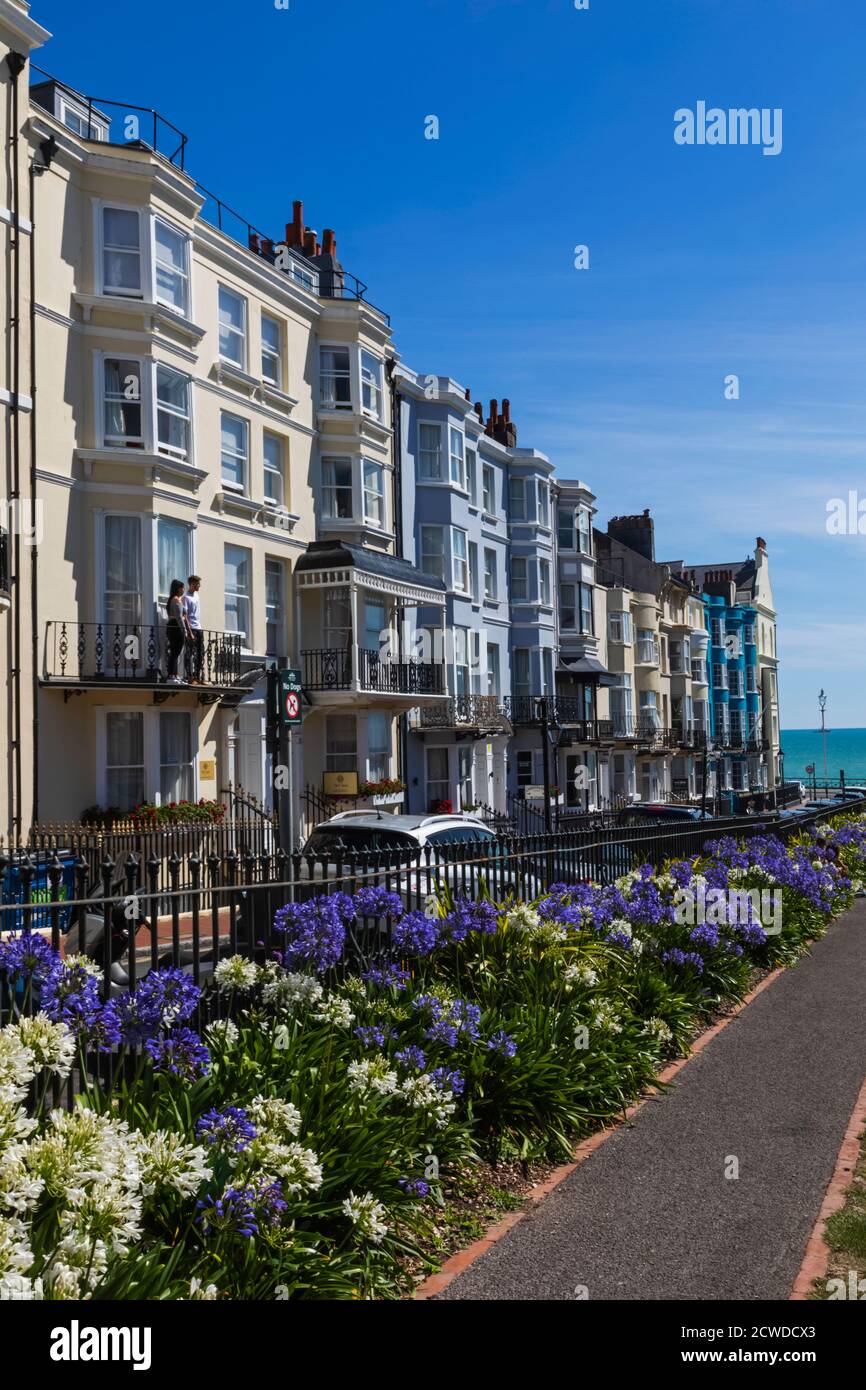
[199,759,216,781]
[323,771,359,797]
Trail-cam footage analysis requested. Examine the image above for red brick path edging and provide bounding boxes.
[413,966,786,1300]
[789,1069,866,1300]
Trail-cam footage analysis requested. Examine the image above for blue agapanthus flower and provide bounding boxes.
[0,931,58,983]
[196,1106,256,1154]
[145,1026,210,1079]
[486,1029,518,1059]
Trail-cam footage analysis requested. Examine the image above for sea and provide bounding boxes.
[781,728,866,784]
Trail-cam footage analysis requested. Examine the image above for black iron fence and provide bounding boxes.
[301,647,444,695]
[30,68,187,167]
[44,621,243,686]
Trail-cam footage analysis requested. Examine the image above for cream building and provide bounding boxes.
[1,3,435,839]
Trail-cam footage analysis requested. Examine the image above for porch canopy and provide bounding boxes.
[294,541,447,607]
[557,654,618,687]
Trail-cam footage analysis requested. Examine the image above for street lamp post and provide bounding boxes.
[818,689,828,787]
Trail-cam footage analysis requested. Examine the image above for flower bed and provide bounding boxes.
[0,813,864,1300]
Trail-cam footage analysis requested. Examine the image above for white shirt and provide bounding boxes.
[184,590,202,630]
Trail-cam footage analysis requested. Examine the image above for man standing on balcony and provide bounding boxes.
[184,575,204,684]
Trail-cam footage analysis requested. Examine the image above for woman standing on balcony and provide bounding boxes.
[165,580,189,685]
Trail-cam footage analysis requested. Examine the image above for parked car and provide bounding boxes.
[299,811,542,901]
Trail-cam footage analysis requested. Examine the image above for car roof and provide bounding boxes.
[311,811,489,834]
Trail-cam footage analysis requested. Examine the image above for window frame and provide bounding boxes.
[322,456,355,522]
[152,216,190,318]
[261,314,284,388]
[220,411,249,493]
[482,464,495,515]
[263,431,286,507]
[218,285,248,369]
[362,459,385,529]
[360,351,384,420]
[510,555,529,601]
[319,345,353,412]
[483,547,498,601]
[224,542,252,647]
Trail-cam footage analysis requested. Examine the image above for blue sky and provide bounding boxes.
[32,0,866,729]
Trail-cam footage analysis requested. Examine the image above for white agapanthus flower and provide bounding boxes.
[347,1058,398,1097]
[60,952,102,979]
[0,1150,44,1214]
[342,1191,389,1244]
[262,971,324,1013]
[59,1180,143,1259]
[608,918,633,940]
[505,904,540,933]
[189,1277,219,1300]
[655,873,675,892]
[314,995,355,1030]
[591,1001,623,1035]
[214,955,258,991]
[0,1030,36,1105]
[642,1017,673,1045]
[12,1014,75,1079]
[135,1130,212,1199]
[0,1101,36,1151]
[252,1140,323,1195]
[0,1214,33,1279]
[631,937,645,958]
[25,1109,141,1199]
[398,1074,456,1128]
[248,1095,302,1141]
[205,1018,239,1049]
[563,962,598,989]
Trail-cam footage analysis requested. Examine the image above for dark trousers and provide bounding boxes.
[166,625,185,679]
[187,629,204,681]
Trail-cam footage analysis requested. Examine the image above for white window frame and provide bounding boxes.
[418,421,444,480]
[224,543,252,647]
[538,558,551,606]
[452,527,469,593]
[152,216,190,318]
[155,516,194,605]
[466,447,477,505]
[218,285,248,369]
[98,203,145,300]
[366,711,391,783]
[361,351,383,420]
[265,557,286,659]
[220,412,249,493]
[537,480,550,528]
[96,707,198,810]
[483,548,497,601]
[98,353,193,462]
[509,476,527,522]
[468,541,480,603]
[319,345,353,411]
[263,431,286,507]
[155,362,192,461]
[449,427,466,489]
[322,456,355,521]
[261,314,284,388]
[419,524,446,583]
[511,555,528,601]
[363,459,385,529]
[482,464,495,515]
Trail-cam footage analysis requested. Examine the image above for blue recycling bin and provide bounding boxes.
[1,851,78,934]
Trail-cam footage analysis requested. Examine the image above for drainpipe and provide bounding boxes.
[6,52,26,840]
[28,153,38,824]
[386,359,409,794]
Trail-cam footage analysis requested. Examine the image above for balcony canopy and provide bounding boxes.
[557,654,618,686]
[295,541,446,607]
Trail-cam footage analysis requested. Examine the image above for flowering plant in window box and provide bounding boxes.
[357,779,406,798]
[430,798,453,814]
[130,799,228,828]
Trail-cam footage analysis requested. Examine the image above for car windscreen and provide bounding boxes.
[304,827,418,855]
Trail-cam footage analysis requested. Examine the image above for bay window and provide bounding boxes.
[322,457,353,519]
[103,358,143,447]
[509,477,527,521]
[537,480,550,527]
[419,423,444,479]
[577,508,591,555]
[320,347,352,410]
[610,674,633,735]
[363,460,385,528]
[637,629,659,664]
[449,428,465,488]
[102,207,142,297]
[608,610,632,644]
[557,506,574,551]
[419,525,446,582]
[640,690,661,730]
[361,352,383,418]
[156,365,191,460]
[452,528,469,592]
[154,219,189,316]
[218,286,247,367]
[539,559,551,606]
[511,555,528,600]
[466,448,477,504]
[220,413,248,491]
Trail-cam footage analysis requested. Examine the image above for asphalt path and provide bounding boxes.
[438,902,866,1300]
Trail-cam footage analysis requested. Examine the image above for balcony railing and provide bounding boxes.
[412,695,511,732]
[44,622,243,686]
[302,648,445,696]
[503,697,612,742]
[31,68,188,167]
